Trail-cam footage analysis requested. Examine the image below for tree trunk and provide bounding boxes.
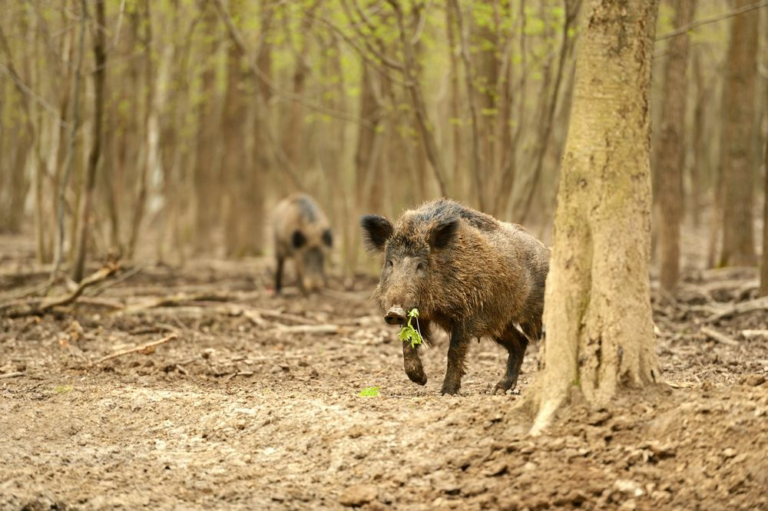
[516,0,578,225]
[761,119,768,296]
[222,0,247,258]
[719,0,759,267]
[193,2,218,252]
[72,0,106,282]
[386,0,448,198]
[656,0,696,292]
[689,48,706,229]
[527,0,661,435]
[445,2,464,195]
[449,0,485,211]
[282,2,319,168]
[127,0,156,259]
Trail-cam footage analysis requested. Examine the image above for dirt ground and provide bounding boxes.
[1,234,767,510]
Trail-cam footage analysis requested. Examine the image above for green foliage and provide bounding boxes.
[55,385,73,394]
[358,386,381,397]
[398,309,423,348]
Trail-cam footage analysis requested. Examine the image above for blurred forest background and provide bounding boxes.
[1,0,766,286]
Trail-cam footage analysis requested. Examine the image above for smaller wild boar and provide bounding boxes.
[361,199,549,395]
[272,194,333,294]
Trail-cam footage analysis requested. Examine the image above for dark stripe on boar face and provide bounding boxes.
[292,230,307,249]
[322,228,333,248]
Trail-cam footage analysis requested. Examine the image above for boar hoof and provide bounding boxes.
[405,366,427,386]
[493,379,517,395]
[440,382,461,396]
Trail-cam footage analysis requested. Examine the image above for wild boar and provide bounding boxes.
[272,194,333,294]
[360,199,549,395]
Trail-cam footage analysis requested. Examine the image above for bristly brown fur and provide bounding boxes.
[272,194,332,294]
[362,198,550,395]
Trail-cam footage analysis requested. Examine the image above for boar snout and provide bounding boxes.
[384,306,407,325]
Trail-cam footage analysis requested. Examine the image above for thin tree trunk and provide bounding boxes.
[449,0,484,210]
[517,0,579,225]
[282,1,319,168]
[52,2,87,277]
[222,0,247,257]
[719,0,759,267]
[656,0,696,292]
[690,49,706,229]
[127,0,156,259]
[494,0,527,219]
[73,0,106,282]
[527,0,661,435]
[761,132,768,296]
[193,2,218,252]
[386,0,448,198]
[445,2,464,194]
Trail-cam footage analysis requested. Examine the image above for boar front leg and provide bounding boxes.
[403,342,427,385]
[441,327,469,395]
[274,256,285,295]
[402,319,430,385]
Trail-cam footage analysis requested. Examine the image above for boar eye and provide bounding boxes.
[416,262,426,272]
[386,259,393,268]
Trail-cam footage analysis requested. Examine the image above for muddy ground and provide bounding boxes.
[0,234,767,510]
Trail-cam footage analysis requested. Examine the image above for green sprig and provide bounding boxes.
[398,308,423,348]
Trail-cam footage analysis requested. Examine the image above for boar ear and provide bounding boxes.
[322,228,333,248]
[292,230,307,249]
[429,218,460,250]
[360,215,393,252]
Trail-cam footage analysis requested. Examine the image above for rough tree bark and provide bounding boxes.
[656,0,696,292]
[719,0,759,267]
[72,0,106,282]
[527,0,661,435]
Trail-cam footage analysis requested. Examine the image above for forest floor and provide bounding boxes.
[0,234,767,510]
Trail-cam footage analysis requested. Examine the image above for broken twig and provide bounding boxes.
[0,264,119,318]
[705,296,768,323]
[0,372,26,379]
[700,327,740,347]
[94,333,179,365]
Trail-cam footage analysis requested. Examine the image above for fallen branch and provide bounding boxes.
[246,307,319,325]
[705,296,768,323]
[119,292,235,315]
[700,326,740,347]
[0,372,25,379]
[87,264,144,296]
[93,333,179,365]
[274,324,340,335]
[741,330,768,340]
[0,263,119,318]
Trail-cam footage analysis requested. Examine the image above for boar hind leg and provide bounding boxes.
[403,320,430,385]
[441,328,469,396]
[275,256,285,295]
[493,326,529,395]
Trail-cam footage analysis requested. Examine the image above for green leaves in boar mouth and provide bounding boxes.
[398,308,423,348]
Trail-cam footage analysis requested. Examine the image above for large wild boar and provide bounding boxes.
[361,199,549,395]
[272,194,333,294]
